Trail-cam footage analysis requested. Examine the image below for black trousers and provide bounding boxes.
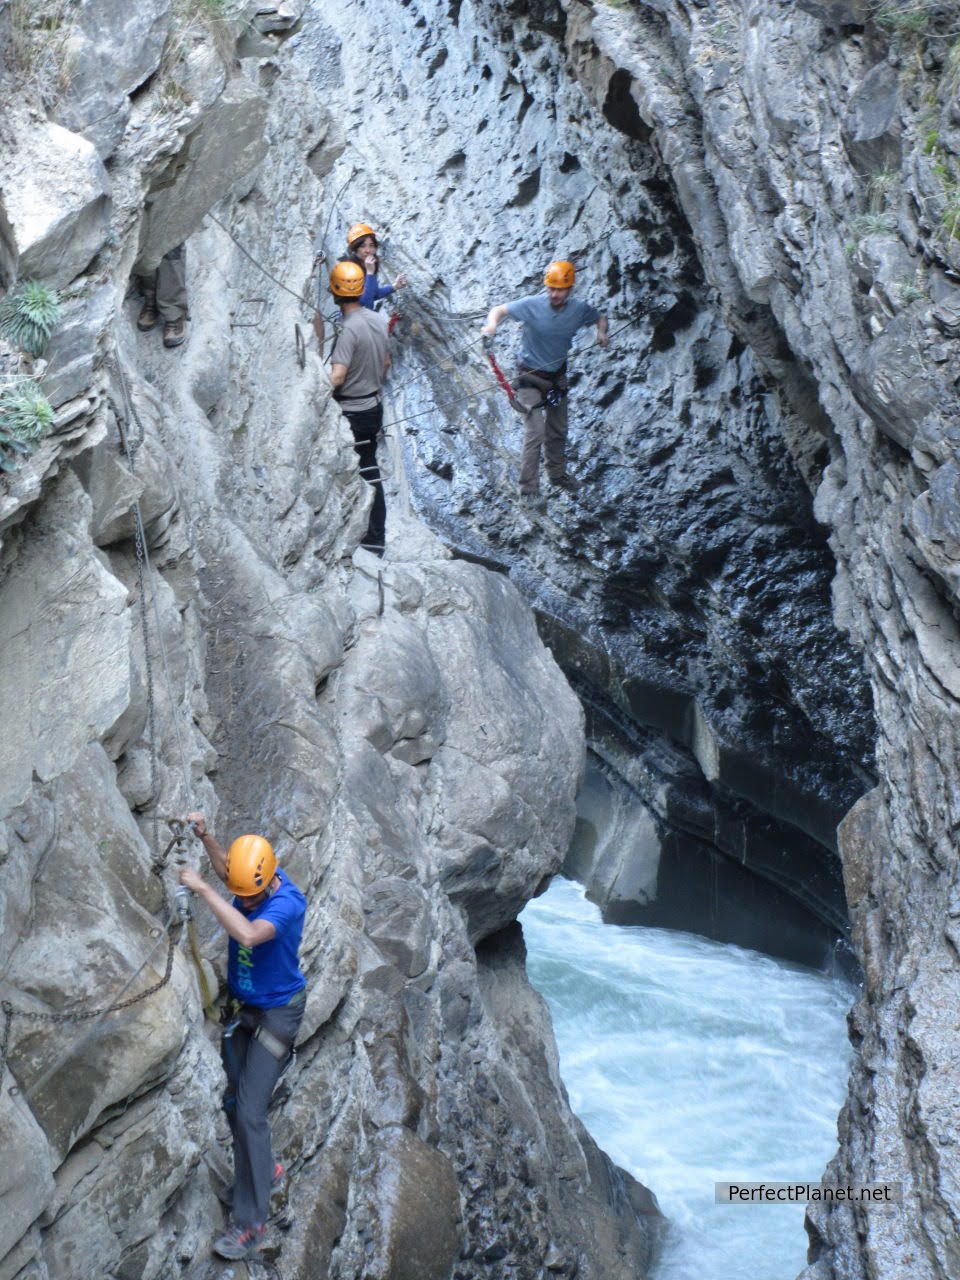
[343,403,385,551]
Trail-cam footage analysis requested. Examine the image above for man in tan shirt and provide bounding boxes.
[329,260,391,556]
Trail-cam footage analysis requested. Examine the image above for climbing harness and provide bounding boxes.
[377,306,643,442]
[516,366,568,409]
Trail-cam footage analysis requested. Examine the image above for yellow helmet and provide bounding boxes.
[329,260,366,298]
[347,222,377,250]
[544,260,576,288]
[226,835,277,896]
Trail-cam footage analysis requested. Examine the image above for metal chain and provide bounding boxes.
[111,352,147,459]
[5,933,176,1031]
[131,478,164,898]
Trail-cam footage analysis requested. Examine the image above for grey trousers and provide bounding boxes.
[138,244,188,321]
[221,994,305,1227]
[517,373,569,493]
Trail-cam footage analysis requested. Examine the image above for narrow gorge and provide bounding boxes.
[0,1,958,1278]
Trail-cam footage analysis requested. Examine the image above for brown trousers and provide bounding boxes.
[137,244,188,321]
[516,368,569,493]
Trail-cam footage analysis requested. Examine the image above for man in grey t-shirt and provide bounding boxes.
[329,260,391,555]
[482,260,608,496]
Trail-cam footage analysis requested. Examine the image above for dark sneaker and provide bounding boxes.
[212,1223,265,1260]
[137,302,159,332]
[163,317,186,348]
[360,542,385,558]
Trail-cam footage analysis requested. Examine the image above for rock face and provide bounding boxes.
[303,0,877,965]
[288,1,960,1276]
[3,0,959,1277]
[0,6,660,1279]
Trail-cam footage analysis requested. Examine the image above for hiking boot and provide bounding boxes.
[137,301,159,332]
[163,317,186,348]
[548,473,578,492]
[212,1223,265,1261]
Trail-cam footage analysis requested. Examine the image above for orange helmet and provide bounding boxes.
[544,260,576,288]
[329,260,366,298]
[347,222,377,250]
[226,835,277,896]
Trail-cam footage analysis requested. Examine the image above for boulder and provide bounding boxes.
[365,1128,462,1280]
[135,78,269,272]
[854,312,945,450]
[362,878,432,978]
[0,1087,56,1262]
[1,120,111,288]
[248,0,306,32]
[53,0,172,158]
[909,461,960,600]
[843,61,902,172]
[796,0,867,25]
[3,746,190,1159]
[40,1094,197,1278]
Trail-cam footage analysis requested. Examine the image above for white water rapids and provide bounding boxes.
[520,877,854,1280]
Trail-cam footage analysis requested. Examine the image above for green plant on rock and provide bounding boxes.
[0,281,61,356]
[867,166,899,214]
[870,0,933,35]
[0,380,55,472]
[942,185,960,240]
[944,37,960,94]
[6,0,78,103]
[849,211,897,240]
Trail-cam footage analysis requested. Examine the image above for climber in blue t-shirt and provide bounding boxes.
[179,812,307,1264]
[482,259,608,497]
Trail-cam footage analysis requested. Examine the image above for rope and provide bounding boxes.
[206,210,321,317]
[386,334,484,398]
[112,359,193,809]
[382,308,643,433]
[384,381,504,432]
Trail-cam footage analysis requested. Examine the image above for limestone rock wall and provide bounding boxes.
[361,0,954,1275]
[303,0,877,961]
[285,0,960,1274]
[561,4,960,1277]
[0,5,659,1279]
